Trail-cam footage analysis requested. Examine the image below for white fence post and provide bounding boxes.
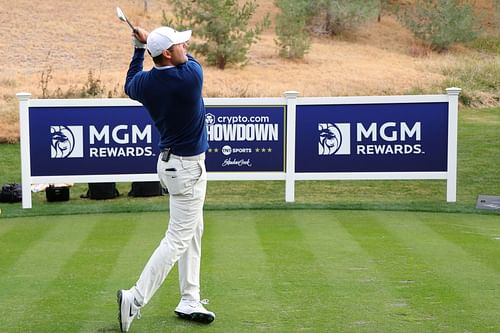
[16,92,33,209]
[284,91,299,202]
[446,87,461,202]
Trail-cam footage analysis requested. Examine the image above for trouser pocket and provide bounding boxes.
[157,158,202,197]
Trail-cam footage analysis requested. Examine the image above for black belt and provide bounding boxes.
[160,148,172,162]
[160,149,205,162]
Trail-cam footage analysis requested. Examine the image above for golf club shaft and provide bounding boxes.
[117,7,137,32]
[124,17,136,32]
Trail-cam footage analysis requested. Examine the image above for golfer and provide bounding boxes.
[117,26,214,332]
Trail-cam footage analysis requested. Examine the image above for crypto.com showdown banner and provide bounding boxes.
[17,89,460,208]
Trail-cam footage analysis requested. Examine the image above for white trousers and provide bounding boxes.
[131,154,207,305]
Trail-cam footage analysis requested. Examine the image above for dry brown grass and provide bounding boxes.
[0,0,498,142]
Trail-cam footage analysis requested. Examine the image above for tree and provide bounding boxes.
[377,0,399,22]
[494,0,500,33]
[399,0,480,52]
[164,0,269,69]
[311,0,379,36]
[274,0,311,59]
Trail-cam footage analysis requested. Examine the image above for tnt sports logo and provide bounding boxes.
[318,123,351,155]
[50,125,84,158]
[222,145,232,156]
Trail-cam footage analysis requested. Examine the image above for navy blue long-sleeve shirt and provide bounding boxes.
[125,48,208,156]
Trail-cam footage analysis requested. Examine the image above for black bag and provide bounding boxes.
[81,183,119,200]
[45,185,70,202]
[128,181,164,197]
[0,183,22,203]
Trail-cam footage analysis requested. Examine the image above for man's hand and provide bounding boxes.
[133,27,149,44]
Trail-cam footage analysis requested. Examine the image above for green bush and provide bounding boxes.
[311,0,379,36]
[377,0,400,22]
[274,0,383,57]
[274,0,311,59]
[399,0,480,52]
[164,0,269,69]
[495,0,500,33]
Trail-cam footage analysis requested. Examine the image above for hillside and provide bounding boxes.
[0,0,498,142]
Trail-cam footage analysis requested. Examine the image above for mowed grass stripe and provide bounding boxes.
[378,212,500,332]
[0,221,15,237]
[338,212,466,332]
[419,213,500,273]
[77,212,169,332]
[255,210,338,332]
[296,210,443,332]
[16,214,137,332]
[201,211,280,332]
[0,216,95,330]
[0,219,54,276]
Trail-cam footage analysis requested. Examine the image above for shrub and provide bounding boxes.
[399,0,480,52]
[274,0,311,59]
[311,0,379,36]
[164,0,269,69]
[274,0,382,57]
[495,0,500,33]
[38,67,124,99]
[81,69,105,97]
[377,0,400,22]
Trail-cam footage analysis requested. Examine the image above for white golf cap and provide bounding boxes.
[147,27,192,57]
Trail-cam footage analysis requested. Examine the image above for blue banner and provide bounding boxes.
[28,104,285,177]
[205,106,285,172]
[29,106,160,176]
[295,103,448,172]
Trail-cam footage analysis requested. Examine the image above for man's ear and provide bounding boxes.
[162,49,172,60]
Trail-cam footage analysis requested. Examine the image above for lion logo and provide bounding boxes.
[319,123,343,155]
[51,126,76,158]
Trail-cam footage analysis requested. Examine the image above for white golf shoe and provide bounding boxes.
[174,299,215,324]
[117,289,141,332]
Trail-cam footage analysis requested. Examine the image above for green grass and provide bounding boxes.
[0,210,498,332]
[0,106,498,332]
[1,107,499,217]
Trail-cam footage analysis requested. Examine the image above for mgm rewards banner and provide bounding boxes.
[28,104,285,177]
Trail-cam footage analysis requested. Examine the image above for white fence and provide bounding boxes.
[17,88,460,208]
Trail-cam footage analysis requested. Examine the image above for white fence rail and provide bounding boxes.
[17,88,460,208]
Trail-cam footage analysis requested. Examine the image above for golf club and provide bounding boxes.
[116,7,137,32]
